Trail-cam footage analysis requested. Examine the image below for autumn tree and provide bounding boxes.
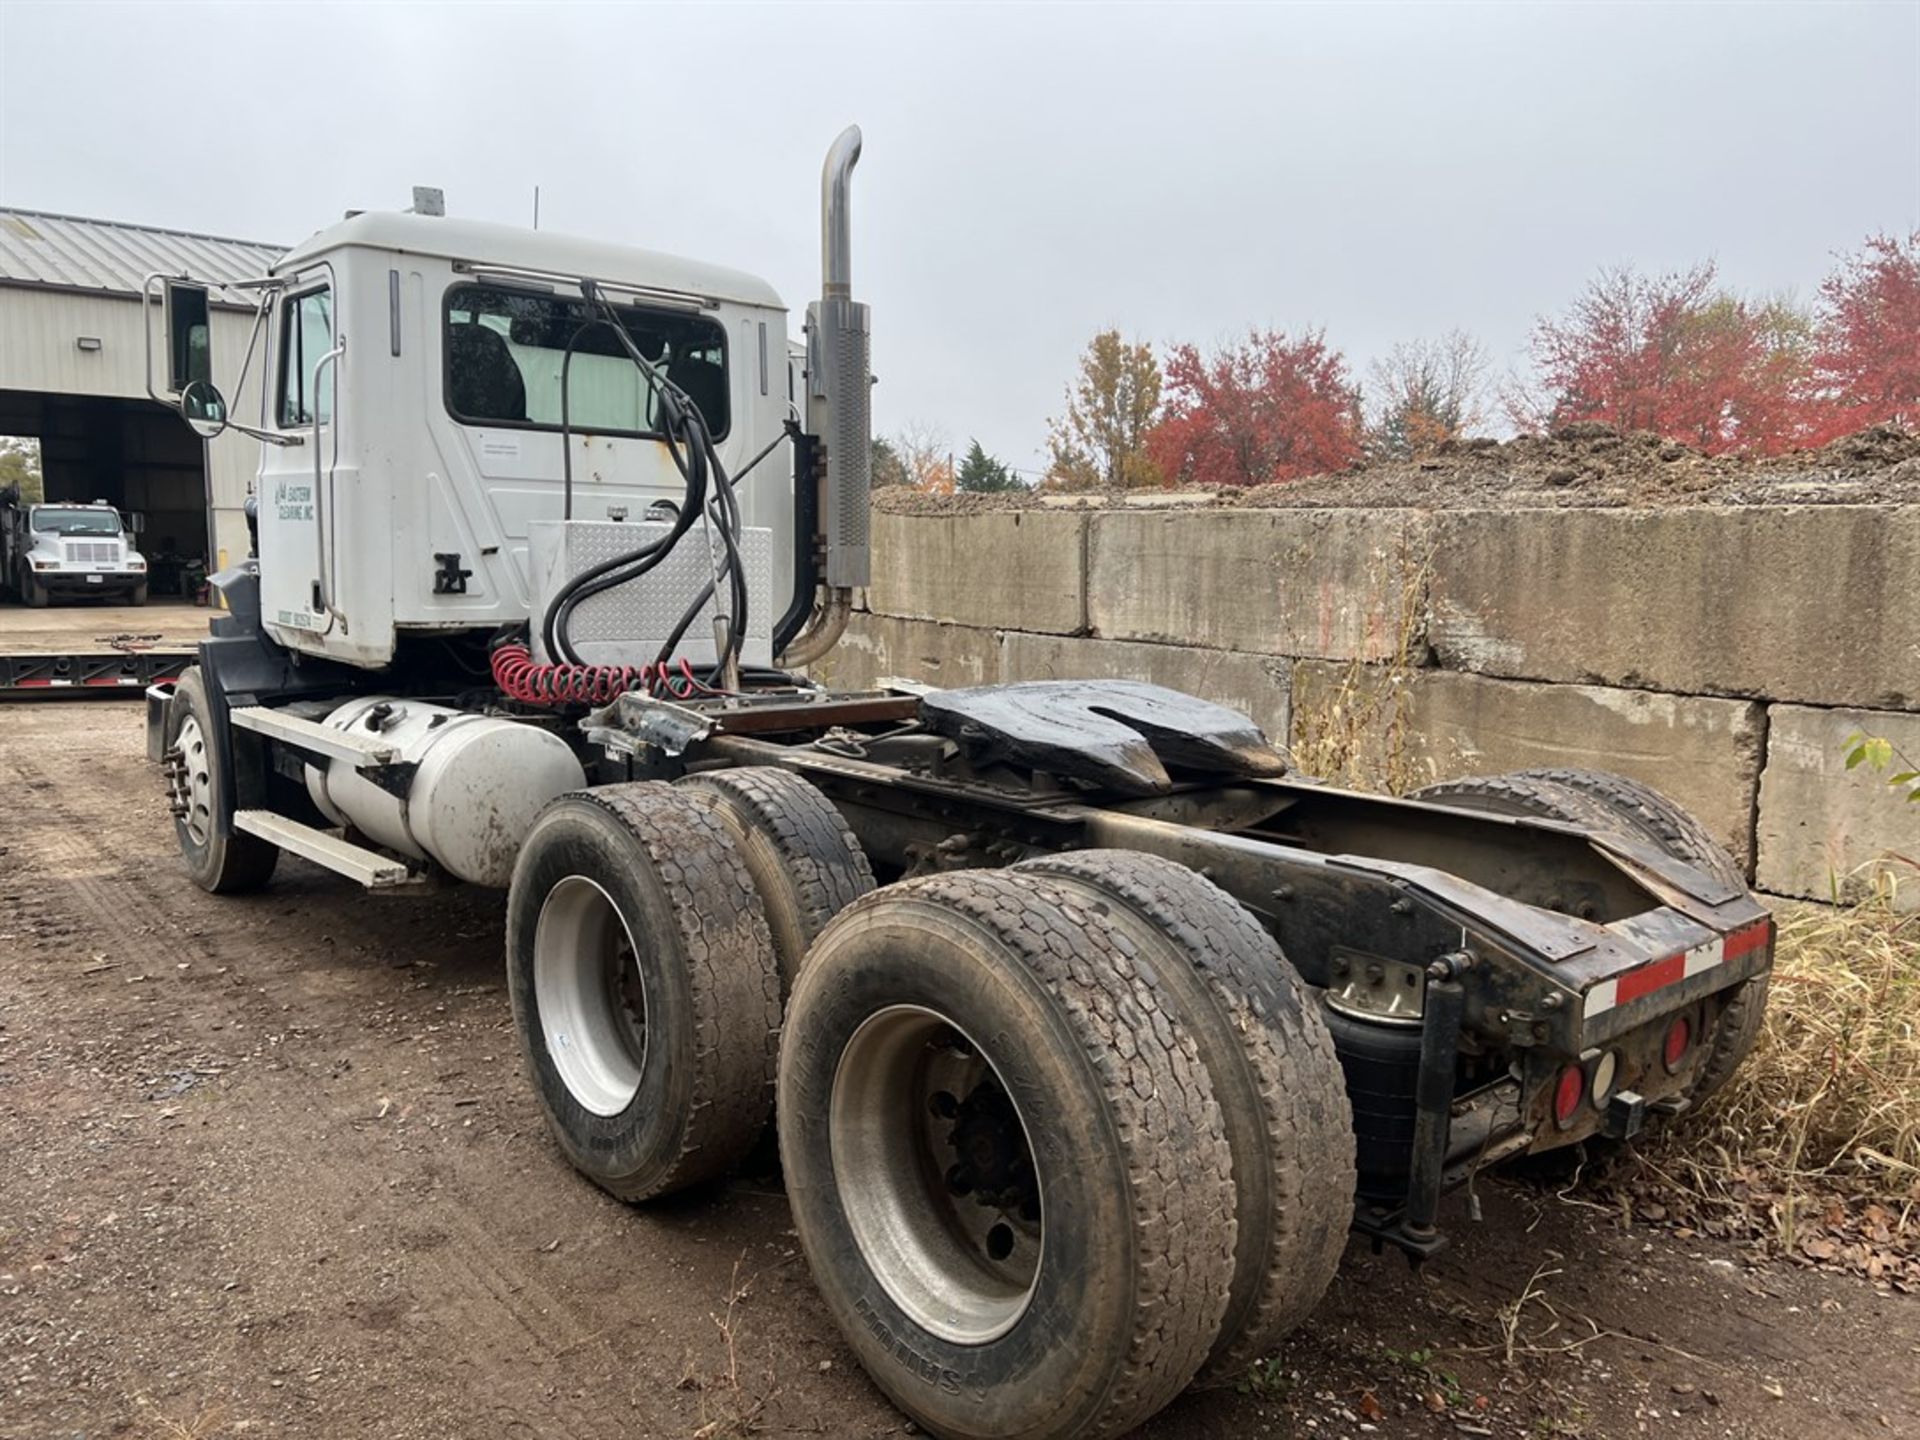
[0,437,43,503]
[1517,262,1813,455]
[956,439,1021,493]
[1146,328,1363,487]
[1366,330,1490,458]
[893,420,954,494]
[1045,330,1162,488]
[1807,230,1920,441]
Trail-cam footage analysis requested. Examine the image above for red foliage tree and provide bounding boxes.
[1518,263,1813,456]
[1806,231,1920,442]
[1146,329,1363,487]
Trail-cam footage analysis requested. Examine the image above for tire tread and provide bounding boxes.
[564,784,782,1198]
[677,767,873,991]
[1018,850,1354,1378]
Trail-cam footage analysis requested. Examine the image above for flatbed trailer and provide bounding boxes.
[0,601,201,696]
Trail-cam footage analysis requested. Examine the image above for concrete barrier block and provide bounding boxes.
[870,510,1086,634]
[1290,662,1765,868]
[1757,705,1920,910]
[1087,509,1430,661]
[810,613,1000,693]
[1002,632,1290,745]
[1430,506,1920,709]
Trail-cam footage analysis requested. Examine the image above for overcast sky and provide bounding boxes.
[2,2,1916,476]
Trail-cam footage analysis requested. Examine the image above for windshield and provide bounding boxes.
[32,506,123,537]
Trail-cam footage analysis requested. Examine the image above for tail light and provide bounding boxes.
[1553,1065,1586,1128]
[1663,1016,1692,1073]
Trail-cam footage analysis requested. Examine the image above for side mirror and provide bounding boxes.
[180,378,229,439]
[128,511,147,536]
[165,280,213,394]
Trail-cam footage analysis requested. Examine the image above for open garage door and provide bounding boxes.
[0,388,211,595]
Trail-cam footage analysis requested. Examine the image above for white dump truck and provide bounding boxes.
[140,129,1773,1440]
[1,493,149,606]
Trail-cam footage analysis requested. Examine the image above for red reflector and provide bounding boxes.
[1554,1066,1586,1127]
[1663,1016,1692,1072]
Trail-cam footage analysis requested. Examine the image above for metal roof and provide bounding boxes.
[0,208,282,307]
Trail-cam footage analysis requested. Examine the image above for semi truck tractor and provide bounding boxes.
[1,492,149,606]
[142,129,1772,1440]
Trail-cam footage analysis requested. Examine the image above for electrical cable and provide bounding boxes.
[516,279,808,702]
[540,282,746,669]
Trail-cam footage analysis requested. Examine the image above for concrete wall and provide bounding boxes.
[851,502,1920,909]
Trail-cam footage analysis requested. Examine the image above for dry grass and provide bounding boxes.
[1286,529,1439,795]
[1666,872,1920,1196]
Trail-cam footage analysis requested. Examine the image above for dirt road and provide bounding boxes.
[2,701,1915,1440]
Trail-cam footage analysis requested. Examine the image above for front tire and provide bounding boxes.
[506,784,782,1200]
[163,667,278,894]
[130,581,149,605]
[779,870,1238,1440]
[22,569,49,607]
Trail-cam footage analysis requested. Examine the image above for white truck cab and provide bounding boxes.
[1,498,148,607]
[247,213,798,668]
[146,129,870,679]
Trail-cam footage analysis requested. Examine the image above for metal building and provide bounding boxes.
[0,209,282,580]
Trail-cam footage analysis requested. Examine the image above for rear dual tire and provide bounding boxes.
[505,784,783,1200]
[779,869,1240,1440]
[509,784,1354,1435]
[676,766,875,997]
[1013,850,1354,1380]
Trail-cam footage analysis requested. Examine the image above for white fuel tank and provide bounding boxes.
[304,697,586,887]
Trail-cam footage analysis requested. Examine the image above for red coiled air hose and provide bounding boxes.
[490,641,653,707]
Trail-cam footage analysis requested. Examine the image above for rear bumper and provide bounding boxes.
[1529,960,1767,1152]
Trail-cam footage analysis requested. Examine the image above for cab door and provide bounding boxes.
[256,278,336,637]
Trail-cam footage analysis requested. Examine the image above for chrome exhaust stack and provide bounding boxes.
[806,124,871,592]
[783,126,870,668]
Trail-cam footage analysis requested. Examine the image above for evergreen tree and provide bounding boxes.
[956,438,1021,493]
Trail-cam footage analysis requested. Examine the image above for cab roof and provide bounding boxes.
[274,211,785,311]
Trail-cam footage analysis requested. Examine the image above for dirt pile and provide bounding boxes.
[872,422,1920,514]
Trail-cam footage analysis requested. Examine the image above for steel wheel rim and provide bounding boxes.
[534,875,647,1117]
[174,713,214,847]
[830,1004,1044,1346]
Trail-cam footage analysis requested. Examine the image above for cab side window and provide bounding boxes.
[279,288,335,427]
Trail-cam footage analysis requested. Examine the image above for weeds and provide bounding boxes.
[1648,872,1920,1230]
[680,1256,781,1439]
[1234,1355,1293,1399]
[1286,527,1441,794]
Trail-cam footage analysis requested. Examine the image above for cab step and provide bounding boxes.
[230,704,398,766]
[232,810,423,889]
